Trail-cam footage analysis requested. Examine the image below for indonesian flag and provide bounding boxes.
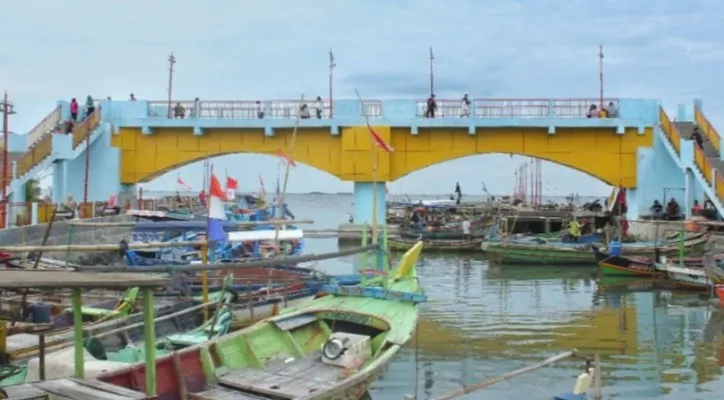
[226,176,238,190]
[177,175,192,191]
[278,149,296,167]
[207,174,228,243]
[367,124,394,152]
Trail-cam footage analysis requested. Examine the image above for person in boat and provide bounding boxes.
[567,218,582,242]
[454,182,462,205]
[692,199,703,216]
[411,210,421,228]
[650,200,663,219]
[462,218,472,241]
[665,198,681,220]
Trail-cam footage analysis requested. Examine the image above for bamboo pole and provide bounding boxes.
[274,94,303,253]
[0,240,207,253]
[67,219,315,227]
[429,350,577,400]
[77,244,378,273]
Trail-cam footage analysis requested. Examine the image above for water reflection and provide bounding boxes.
[367,254,724,400]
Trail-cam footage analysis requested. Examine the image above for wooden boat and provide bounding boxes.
[400,217,492,240]
[655,262,711,290]
[3,294,194,363]
[389,237,483,252]
[716,285,724,307]
[592,245,664,277]
[92,242,426,399]
[0,287,140,335]
[484,233,709,266]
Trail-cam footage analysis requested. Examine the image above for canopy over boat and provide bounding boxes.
[227,229,303,242]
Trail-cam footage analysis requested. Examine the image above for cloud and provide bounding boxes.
[2,0,723,196]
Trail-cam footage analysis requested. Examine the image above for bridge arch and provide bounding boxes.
[112,126,652,187]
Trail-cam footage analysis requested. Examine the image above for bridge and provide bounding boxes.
[1,95,721,225]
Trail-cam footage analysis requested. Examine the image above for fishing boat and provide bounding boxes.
[484,233,709,266]
[94,241,427,399]
[655,262,711,290]
[400,218,492,240]
[388,237,483,252]
[2,293,195,363]
[0,286,237,387]
[127,209,194,222]
[0,287,140,335]
[124,228,305,266]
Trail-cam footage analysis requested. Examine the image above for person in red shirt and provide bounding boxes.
[692,200,703,215]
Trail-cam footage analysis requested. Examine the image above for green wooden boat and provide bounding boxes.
[94,242,427,399]
[389,237,483,253]
[0,280,236,387]
[482,233,709,266]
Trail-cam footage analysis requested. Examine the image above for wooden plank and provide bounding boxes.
[217,354,340,399]
[273,314,317,331]
[33,379,140,400]
[68,378,148,399]
[188,385,260,400]
[0,271,168,289]
[2,383,50,399]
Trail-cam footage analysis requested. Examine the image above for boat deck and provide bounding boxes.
[211,350,344,399]
[4,377,147,399]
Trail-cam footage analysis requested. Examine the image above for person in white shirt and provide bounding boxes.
[461,94,471,117]
[315,96,324,119]
[462,219,471,241]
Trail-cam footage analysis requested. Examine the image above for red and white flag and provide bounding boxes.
[177,175,192,191]
[226,176,238,190]
[278,149,297,167]
[367,124,394,152]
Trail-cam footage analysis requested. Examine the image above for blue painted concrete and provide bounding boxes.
[63,125,122,203]
[626,127,687,218]
[354,182,386,225]
[104,98,660,134]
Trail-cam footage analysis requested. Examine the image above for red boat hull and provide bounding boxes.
[716,285,724,307]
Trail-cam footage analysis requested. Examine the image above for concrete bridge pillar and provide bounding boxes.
[684,169,695,219]
[353,182,387,225]
[52,160,68,204]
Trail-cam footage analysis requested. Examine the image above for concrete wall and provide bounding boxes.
[0,214,135,264]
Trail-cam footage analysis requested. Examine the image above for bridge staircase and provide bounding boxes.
[3,106,103,198]
[659,106,724,217]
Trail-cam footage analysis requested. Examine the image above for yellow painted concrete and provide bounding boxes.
[112,126,652,187]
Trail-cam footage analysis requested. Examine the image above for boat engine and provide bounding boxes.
[321,332,372,369]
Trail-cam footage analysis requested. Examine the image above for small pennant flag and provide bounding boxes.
[177,175,192,191]
[367,124,394,152]
[278,149,297,167]
[226,176,238,190]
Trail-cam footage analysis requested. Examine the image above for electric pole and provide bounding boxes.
[429,47,435,96]
[329,49,336,118]
[599,45,604,109]
[1,92,16,228]
[167,53,176,118]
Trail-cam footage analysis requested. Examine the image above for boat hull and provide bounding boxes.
[483,243,595,265]
[388,238,483,252]
[716,285,724,307]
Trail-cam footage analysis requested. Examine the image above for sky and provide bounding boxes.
[3,0,724,196]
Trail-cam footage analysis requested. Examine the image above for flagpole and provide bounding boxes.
[273,94,304,253]
[201,157,211,320]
